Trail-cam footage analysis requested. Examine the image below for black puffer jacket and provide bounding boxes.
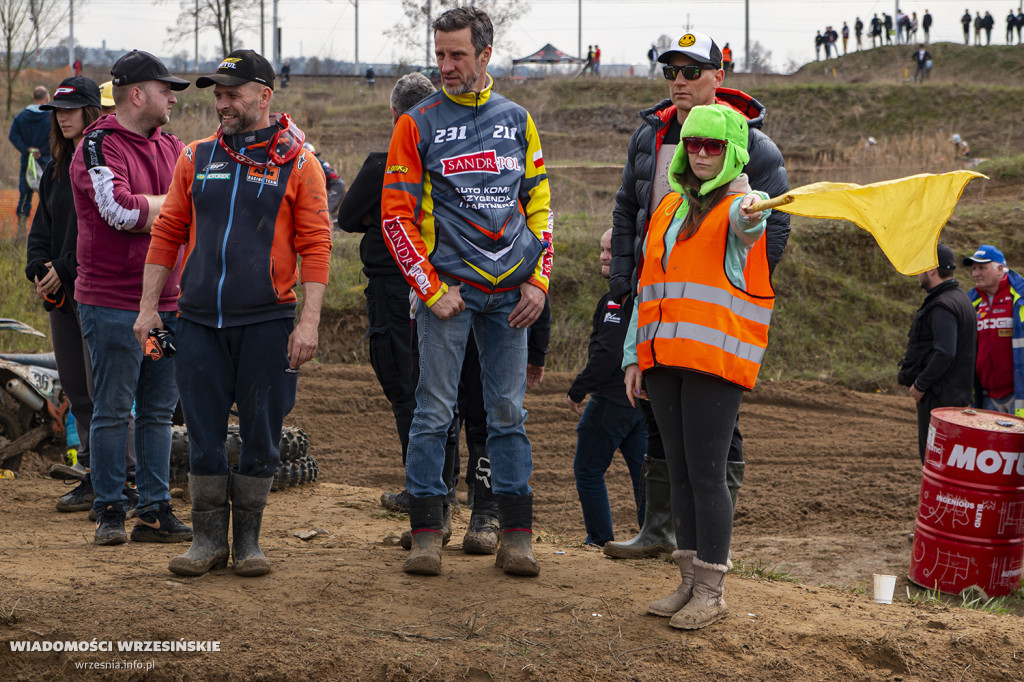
[609,88,790,301]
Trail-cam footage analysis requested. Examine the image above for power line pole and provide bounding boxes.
[745,0,749,71]
[425,0,432,67]
[260,0,265,55]
[354,0,359,73]
[195,0,199,72]
[273,0,279,69]
[68,0,74,71]
[578,0,581,58]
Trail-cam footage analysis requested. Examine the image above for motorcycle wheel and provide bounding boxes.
[0,404,26,471]
[168,454,319,492]
[169,425,309,467]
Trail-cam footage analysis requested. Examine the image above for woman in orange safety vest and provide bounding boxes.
[622,103,774,630]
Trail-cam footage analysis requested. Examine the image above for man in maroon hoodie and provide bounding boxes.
[71,50,193,546]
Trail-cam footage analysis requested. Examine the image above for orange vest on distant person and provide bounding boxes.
[722,47,733,63]
[636,192,774,390]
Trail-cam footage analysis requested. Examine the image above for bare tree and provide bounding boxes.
[0,0,68,116]
[745,41,774,74]
[387,0,530,65]
[167,0,261,58]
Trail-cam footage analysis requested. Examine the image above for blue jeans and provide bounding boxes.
[79,304,179,515]
[406,284,531,497]
[573,396,647,545]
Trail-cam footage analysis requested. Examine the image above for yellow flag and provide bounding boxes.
[770,171,986,275]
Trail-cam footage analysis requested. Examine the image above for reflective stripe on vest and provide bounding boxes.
[636,191,775,389]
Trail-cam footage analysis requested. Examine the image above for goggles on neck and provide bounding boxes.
[216,112,305,168]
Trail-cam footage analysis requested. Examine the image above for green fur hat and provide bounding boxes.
[668,104,750,199]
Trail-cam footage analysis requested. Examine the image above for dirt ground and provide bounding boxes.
[2,363,1024,680]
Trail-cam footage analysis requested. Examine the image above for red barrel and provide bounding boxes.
[909,407,1024,597]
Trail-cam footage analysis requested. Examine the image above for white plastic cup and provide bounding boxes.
[873,574,897,604]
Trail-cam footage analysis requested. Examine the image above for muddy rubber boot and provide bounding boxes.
[494,494,540,577]
[669,558,729,630]
[230,471,274,577]
[726,461,745,512]
[603,456,676,559]
[169,474,230,576]
[400,499,453,550]
[647,549,696,617]
[403,495,446,576]
[463,479,499,554]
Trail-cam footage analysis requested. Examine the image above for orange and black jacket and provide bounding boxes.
[147,125,332,328]
[381,76,552,307]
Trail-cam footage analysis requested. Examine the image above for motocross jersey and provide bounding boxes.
[381,75,552,307]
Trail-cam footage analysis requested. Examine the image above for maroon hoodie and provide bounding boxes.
[71,114,183,311]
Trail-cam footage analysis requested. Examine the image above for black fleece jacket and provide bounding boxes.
[609,89,790,301]
[25,159,79,309]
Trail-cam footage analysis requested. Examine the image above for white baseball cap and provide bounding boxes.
[658,32,723,69]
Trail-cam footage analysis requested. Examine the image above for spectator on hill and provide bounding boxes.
[923,9,933,43]
[1017,9,1024,43]
[963,9,973,44]
[722,43,733,73]
[912,44,932,81]
[582,45,594,75]
[648,43,658,78]
[896,9,907,43]
[1008,9,1017,43]
[842,22,850,54]
[567,229,646,548]
[815,31,823,60]
[8,85,51,238]
[365,66,375,88]
[594,45,602,75]
[855,17,864,49]
[280,60,291,87]
[910,12,919,41]
[974,12,983,46]
[871,14,883,47]
[898,244,976,462]
[827,26,839,57]
[606,30,789,562]
[984,11,995,44]
[963,245,1024,416]
[73,59,82,76]
[823,27,833,58]
[885,13,894,43]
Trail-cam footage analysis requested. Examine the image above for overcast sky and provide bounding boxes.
[72,1,999,72]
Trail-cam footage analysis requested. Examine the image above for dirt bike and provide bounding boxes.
[0,319,69,471]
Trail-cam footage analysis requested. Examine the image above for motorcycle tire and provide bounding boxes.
[0,404,26,471]
[168,454,319,491]
[169,425,309,467]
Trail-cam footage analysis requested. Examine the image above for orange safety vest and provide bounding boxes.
[636,192,775,390]
[722,47,733,63]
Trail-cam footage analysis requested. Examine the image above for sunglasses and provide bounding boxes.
[662,64,706,81]
[682,137,727,156]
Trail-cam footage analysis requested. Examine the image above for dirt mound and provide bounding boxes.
[2,364,1023,680]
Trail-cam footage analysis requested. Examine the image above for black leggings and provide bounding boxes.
[645,368,743,566]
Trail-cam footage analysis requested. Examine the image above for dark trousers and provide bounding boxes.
[646,368,743,566]
[48,303,93,466]
[366,276,459,492]
[573,396,646,545]
[175,318,297,477]
[642,387,743,463]
[365,276,418,464]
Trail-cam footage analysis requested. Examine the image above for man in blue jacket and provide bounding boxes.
[8,86,51,237]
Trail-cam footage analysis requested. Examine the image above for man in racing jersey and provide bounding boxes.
[381,6,552,578]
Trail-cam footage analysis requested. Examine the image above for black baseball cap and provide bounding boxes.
[936,243,956,273]
[40,76,101,110]
[197,49,275,90]
[110,50,190,90]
